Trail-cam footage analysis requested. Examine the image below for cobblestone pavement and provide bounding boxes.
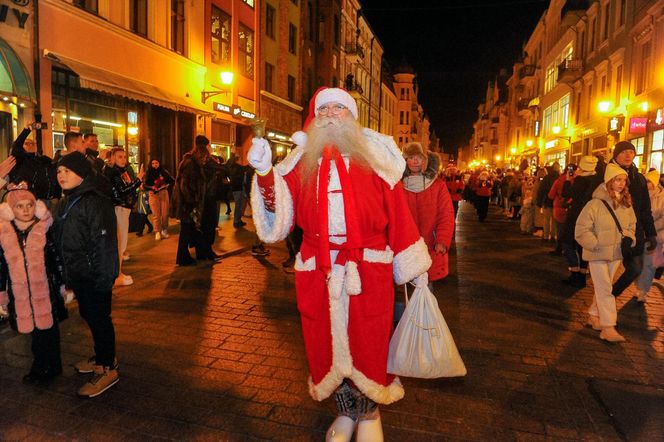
[0,202,662,441]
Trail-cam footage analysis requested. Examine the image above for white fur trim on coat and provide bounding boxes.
[393,237,432,285]
[250,172,294,243]
[345,261,361,295]
[307,260,405,405]
[363,246,394,264]
[274,146,305,177]
[294,253,315,271]
[362,128,406,189]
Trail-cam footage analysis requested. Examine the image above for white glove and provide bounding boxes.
[247,137,272,174]
[0,304,8,318]
[413,273,428,288]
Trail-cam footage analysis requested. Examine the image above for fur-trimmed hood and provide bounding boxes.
[403,152,440,180]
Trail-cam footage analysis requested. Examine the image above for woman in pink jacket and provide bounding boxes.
[402,143,456,281]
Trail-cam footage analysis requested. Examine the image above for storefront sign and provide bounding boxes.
[214,102,231,114]
[656,109,663,126]
[534,120,541,137]
[629,117,648,134]
[267,131,289,142]
[0,2,30,29]
[545,139,558,149]
[607,116,624,133]
[231,105,255,120]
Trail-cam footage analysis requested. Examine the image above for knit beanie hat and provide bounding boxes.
[57,151,91,179]
[578,155,598,173]
[646,170,660,187]
[604,162,627,183]
[612,141,636,159]
[6,182,36,207]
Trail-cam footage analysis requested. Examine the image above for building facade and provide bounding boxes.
[260,0,303,158]
[466,0,664,174]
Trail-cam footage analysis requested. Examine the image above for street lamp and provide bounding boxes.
[495,155,501,161]
[510,147,517,154]
[202,71,234,103]
[551,125,571,145]
[598,101,612,113]
[525,139,534,148]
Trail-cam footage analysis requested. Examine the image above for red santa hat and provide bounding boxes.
[292,86,358,147]
[314,87,358,120]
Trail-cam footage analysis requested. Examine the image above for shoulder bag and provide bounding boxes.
[600,199,633,259]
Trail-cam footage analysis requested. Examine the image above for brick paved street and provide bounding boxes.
[1,202,662,441]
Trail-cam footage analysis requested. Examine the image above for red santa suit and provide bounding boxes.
[251,128,431,405]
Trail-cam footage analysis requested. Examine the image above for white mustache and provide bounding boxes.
[313,116,342,128]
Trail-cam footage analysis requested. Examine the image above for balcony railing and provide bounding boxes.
[519,64,536,79]
[345,44,365,59]
[557,59,583,82]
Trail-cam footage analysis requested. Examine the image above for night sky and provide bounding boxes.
[361,0,549,153]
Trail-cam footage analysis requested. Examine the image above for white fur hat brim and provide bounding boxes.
[314,88,358,119]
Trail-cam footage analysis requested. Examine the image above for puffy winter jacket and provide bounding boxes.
[575,184,636,262]
[548,174,572,224]
[649,187,664,244]
[9,128,61,200]
[104,165,142,209]
[51,179,119,292]
[445,175,465,202]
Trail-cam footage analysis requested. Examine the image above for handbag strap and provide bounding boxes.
[600,199,625,237]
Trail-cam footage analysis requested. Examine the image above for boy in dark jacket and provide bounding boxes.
[52,152,120,398]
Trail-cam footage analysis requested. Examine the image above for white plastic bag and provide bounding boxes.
[387,283,467,378]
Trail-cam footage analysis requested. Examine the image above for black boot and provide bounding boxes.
[572,272,587,289]
[562,272,579,285]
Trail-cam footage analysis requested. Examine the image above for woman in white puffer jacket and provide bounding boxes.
[576,163,636,343]
[634,170,664,302]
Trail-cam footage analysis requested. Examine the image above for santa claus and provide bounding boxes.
[248,87,431,441]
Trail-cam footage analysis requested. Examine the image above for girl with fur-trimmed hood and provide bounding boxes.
[0,183,67,384]
[402,142,455,281]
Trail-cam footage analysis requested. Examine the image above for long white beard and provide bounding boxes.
[300,116,375,181]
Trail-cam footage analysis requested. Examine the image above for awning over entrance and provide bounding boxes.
[0,38,36,103]
[44,50,210,115]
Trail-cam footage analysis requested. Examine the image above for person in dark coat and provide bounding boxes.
[560,156,598,287]
[144,159,174,240]
[537,163,560,242]
[228,154,250,228]
[52,152,120,398]
[609,141,657,296]
[171,136,221,265]
[9,126,60,203]
[104,148,144,286]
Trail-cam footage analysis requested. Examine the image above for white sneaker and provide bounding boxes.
[635,291,647,303]
[155,232,162,241]
[326,416,357,442]
[114,274,133,287]
[600,327,626,343]
[356,416,384,442]
[586,315,601,331]
[161,230,169,239]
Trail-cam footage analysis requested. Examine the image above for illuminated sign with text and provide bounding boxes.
[629,117,648,134]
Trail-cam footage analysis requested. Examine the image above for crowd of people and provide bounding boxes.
[462,141,659,343]
[0,125,260,399]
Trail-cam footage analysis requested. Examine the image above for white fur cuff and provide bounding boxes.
[250,173,294,243]
[393,238,432,285]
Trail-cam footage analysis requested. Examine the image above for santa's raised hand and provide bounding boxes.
[247,137,272,175]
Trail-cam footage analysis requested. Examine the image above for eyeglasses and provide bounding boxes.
[317,104,347,116]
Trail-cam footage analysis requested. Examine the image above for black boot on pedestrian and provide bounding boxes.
[655,267,664,280]
[561,272,579,285]
[572,272,586,289]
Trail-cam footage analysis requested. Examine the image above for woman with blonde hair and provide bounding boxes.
[575,163,636,342]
